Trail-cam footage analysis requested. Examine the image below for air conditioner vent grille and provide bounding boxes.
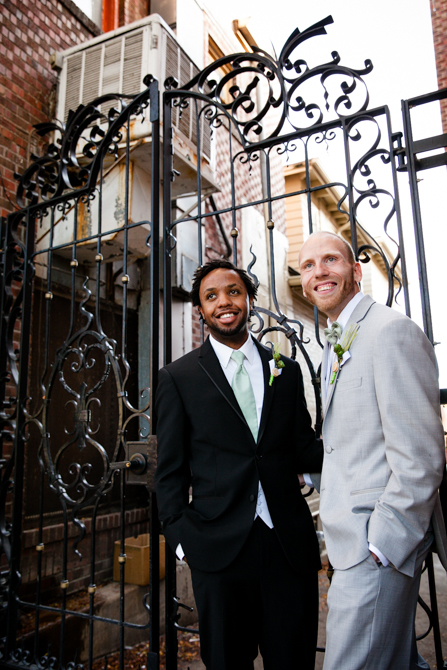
[165,33,179,82]
[123,33,144,95]
[63,31,144,122]
[65,53,83,120]
[82,47,101,105]
[59,20,211,161]
[165,32,179,127]
[101,40,123,117]
[102,41,122,93]
[164,33,211,161]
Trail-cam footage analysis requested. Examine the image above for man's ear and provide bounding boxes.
[354,262,362,283]
[198,306,203,320]
[302,287,307,298]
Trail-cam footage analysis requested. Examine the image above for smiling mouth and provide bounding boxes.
[217,312,238,321]
[216,312,242,326]
[315,283,336,293]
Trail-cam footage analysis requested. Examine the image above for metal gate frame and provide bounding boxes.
[160,15,447,670]
[0,13,446,670]
[0,77,163,670]
[399,86,447,670]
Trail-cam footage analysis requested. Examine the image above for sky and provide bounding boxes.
[204,0,447,386]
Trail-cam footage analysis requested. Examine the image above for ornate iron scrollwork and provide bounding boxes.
[165,14,406,320]
[166,16,373,148]
[14,84,154,209]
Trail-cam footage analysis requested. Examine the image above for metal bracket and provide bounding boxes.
[110,437,157,488]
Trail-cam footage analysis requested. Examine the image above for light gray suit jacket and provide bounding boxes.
[313,295,447,577]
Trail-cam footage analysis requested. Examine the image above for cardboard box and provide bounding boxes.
[113,534,166,585]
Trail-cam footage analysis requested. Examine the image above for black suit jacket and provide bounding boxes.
[155,336,323,573]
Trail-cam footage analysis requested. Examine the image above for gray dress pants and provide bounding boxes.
[323,531,433,670]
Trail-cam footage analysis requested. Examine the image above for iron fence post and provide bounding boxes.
[149,76,161,670]
[401,98,434,344]
[5,210,36,655]
[162,88,178,670]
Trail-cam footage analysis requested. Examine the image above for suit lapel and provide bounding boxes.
[321,341,330,415]
[254,339,274,446]
[323,353,340,415]
[197,337,252,436]
[323,295,375,416]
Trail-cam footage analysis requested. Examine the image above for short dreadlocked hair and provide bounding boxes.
[190,259,258,307]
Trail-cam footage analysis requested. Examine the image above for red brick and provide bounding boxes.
[431,0,447,130]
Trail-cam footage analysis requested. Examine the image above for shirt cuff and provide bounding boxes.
[369,543,389,567]
[176,543,185,561]
[303,473,314,488]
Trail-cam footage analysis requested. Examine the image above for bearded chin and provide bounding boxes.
[308,277,357,315]
[204,317,246,338]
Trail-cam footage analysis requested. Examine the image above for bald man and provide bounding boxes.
[299,231,447,670]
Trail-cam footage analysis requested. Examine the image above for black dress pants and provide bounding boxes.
[190,518,319,670]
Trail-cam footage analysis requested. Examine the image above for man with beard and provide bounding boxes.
[155,259,323,670]
[298,231,447,670]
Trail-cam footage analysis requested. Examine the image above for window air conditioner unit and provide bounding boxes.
[35,15,216,269]
[56,13,212,165]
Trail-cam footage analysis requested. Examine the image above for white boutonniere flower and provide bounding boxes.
[330,324,359,384]
[269,343,285,386]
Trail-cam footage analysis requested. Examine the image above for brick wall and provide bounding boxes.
[119,0,149,28]
[19,508,149,599]
[0,0,154,596]
[0,0,103,219]
[191,307,202,350]
[0,0,99,568]
[431,0,447,131]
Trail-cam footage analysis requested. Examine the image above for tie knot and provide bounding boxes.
[231,350,245,367]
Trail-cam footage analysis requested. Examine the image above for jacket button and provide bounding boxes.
[249,494,255,502]
[325,444,333,454]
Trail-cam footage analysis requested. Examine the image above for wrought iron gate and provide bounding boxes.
[0,13,446,670]
[0,77,163,669]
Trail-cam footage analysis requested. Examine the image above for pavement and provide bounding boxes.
[177,554,447,669]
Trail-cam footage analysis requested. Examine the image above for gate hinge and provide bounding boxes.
[392,132,408,172]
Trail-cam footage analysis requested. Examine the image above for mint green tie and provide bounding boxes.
[231,350,258,441]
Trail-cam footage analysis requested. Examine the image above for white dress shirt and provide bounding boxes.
[176,334,273,561]
[209,334,273,528]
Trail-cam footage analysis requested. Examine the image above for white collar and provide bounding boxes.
[327,291,364,330]
[209,333,256,369]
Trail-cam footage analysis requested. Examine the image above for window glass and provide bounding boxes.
[72,0,102,27]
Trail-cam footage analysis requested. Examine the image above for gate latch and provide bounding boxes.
[110,437,157,489]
